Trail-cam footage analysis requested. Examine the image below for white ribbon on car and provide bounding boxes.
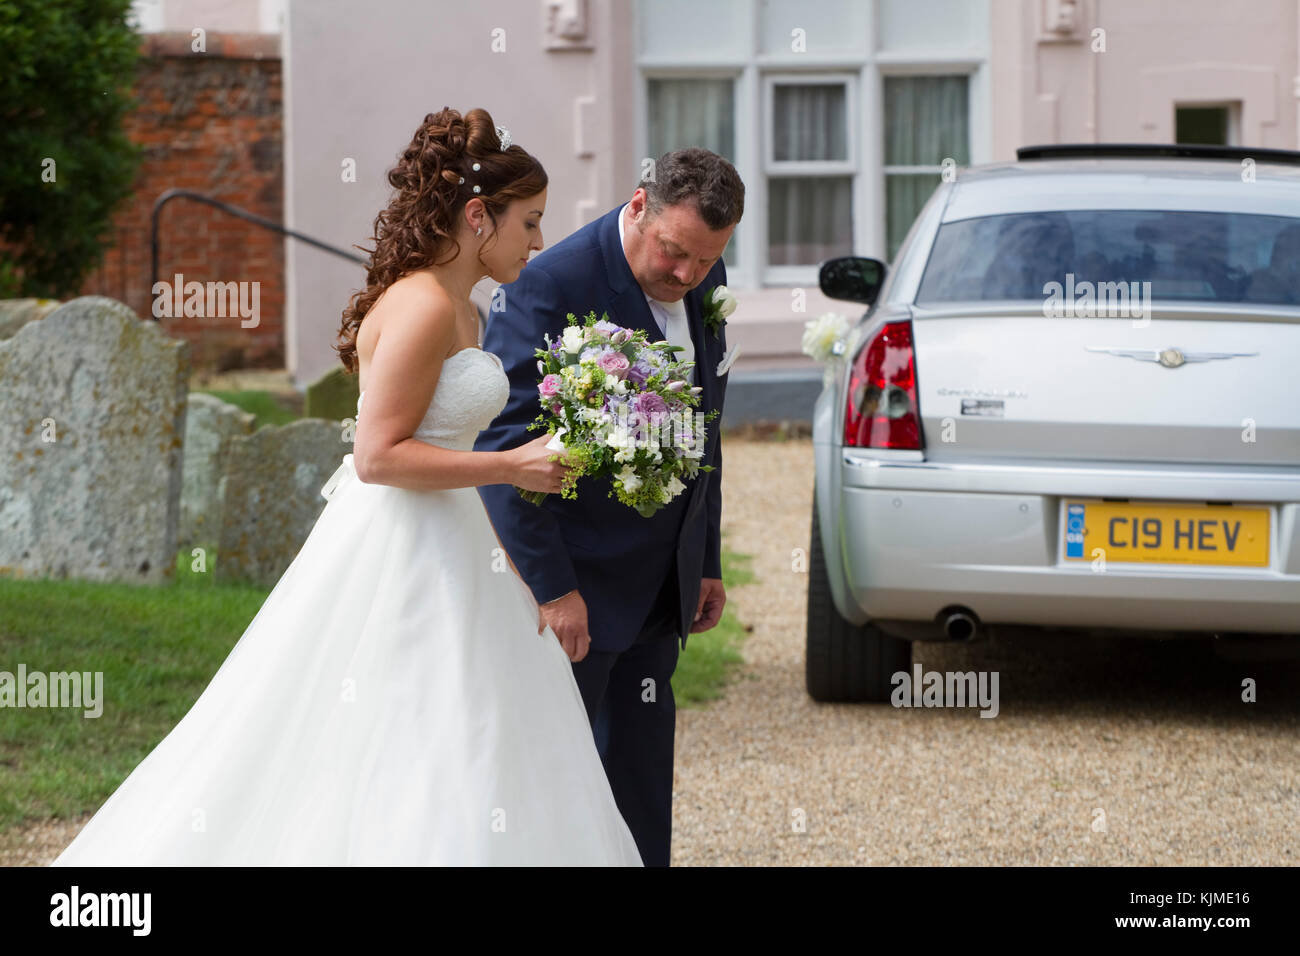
[320,454,357,502]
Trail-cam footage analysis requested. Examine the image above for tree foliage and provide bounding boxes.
[0,0,143,297]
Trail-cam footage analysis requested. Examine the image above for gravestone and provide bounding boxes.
[180,394,255,552]
[0,296,188,582]
[304,365,360,422]
[215,418,351,587]
[0,298,60,340]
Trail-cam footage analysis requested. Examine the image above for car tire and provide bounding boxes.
[806,495,912,702]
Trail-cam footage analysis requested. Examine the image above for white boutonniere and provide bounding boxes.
[703,285,737,339]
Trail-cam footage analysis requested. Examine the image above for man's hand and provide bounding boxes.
[540,589,592,662]
[691,577,726,633]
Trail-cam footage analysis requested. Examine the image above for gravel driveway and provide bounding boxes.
[671,437,1300,866]
[6,436,1298,866]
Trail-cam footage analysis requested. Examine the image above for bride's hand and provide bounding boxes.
[510,433,577,494]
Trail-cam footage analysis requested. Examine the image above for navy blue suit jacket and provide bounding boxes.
[474,205,729,653]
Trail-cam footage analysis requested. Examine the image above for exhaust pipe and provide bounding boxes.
[940,607,980,642]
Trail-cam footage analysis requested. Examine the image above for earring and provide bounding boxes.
[476,226,483,237]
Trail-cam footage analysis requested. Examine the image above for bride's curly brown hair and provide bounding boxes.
[335,107,548,373]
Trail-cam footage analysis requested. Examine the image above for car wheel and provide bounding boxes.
[806,495,911,702]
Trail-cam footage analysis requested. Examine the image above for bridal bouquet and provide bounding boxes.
[516,311,717,517]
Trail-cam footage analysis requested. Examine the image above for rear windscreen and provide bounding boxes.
[916,210,1300,305]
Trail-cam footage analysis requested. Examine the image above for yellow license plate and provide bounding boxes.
[1063,500,1270,567]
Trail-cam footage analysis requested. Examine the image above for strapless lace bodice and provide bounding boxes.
[357,347,509,452]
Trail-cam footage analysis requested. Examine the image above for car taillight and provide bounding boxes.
[843,319,923,449]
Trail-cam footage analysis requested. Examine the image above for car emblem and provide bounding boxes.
[1086,346,1258,367]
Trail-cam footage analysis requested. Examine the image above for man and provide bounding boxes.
[475,148,744,866]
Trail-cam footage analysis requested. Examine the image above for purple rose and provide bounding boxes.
[635,392,668,418]
[625,359,652,386]
[538,374,562,399]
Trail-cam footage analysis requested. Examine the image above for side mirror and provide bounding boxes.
[819,256,887,306]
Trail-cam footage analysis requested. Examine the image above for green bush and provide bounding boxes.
[0,0,143,298]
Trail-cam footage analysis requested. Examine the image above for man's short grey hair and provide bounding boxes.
[638,148,745,231]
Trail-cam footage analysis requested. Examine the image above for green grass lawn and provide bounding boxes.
[0,546,752,831]
[672,545,754,708]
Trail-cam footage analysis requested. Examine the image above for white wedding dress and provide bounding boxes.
[52,346,643,866]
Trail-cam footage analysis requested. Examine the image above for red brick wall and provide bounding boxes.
[79,32,285,370]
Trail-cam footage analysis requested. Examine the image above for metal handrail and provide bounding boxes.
[149,188,368,312]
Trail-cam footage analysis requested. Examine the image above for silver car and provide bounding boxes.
[808,144,1300,702]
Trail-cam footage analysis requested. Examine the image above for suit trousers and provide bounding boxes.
[570,569,681,867]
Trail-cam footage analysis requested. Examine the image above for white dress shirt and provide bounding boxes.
[618,204,696,384]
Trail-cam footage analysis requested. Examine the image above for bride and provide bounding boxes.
[52,108,644,866]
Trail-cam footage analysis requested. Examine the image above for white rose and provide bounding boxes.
[679,431,705,459]
[562,326,586,353]
[711,285,738,318]
[618,466,642,492]
[665,475,686,499]
[801,312,852,364]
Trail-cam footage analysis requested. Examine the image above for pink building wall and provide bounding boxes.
[991,0,1299,154]
[143,0,1300,384]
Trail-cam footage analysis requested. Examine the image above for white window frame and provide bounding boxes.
[762,72,858,285]
[633,0,989,289]
[878,64,981,262]
[638,69,748,281]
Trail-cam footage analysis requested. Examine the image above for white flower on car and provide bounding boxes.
[801,312,853,364]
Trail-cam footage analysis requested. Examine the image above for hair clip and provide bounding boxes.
[472,162,481,172]
[473,185,481,193]
[496,126,511,150]
[458,176,465,184]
